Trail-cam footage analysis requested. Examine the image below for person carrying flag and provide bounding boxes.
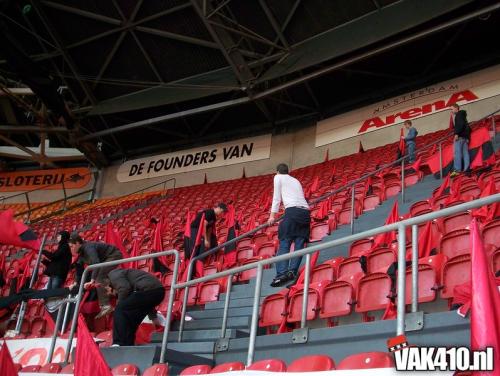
[187,203,228,259]
[68,234,123,318]
[268,163,311,287]
[402,120,418,163]
[41,230,71,289]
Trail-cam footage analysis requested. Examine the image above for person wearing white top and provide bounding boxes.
[267,163,311,287]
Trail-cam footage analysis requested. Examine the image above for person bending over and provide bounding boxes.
[268,163,311,287]
[69,234,123,318]
[105,269,165,346]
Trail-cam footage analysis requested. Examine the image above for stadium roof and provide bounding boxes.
[0,0,500,168]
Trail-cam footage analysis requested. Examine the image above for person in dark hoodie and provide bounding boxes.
[42,230,72,290]
[68,234,123,318]
[450,103,471,177]
[104,269,165,346]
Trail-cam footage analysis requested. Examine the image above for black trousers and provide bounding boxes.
[112,287,165,346]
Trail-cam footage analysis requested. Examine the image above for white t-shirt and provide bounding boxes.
[271,174,309,213]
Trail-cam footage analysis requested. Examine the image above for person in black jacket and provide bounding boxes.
[104,269,165,346]
[450,103,471,177]
[42,230,72,290]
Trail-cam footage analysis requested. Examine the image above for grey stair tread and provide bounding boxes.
[152,329,248,343]
[172,316,250,330]
[187,307,254,319]
[204,297,265,310]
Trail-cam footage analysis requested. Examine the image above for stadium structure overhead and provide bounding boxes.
[0,0,500,168]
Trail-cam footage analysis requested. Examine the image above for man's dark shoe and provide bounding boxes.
[270,273,291,287]
[285,271,299,288]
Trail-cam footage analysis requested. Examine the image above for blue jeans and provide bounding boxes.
[453,138,470,172]
[46,276,63,290]
[275,238,306,277]
[406,142,416,163]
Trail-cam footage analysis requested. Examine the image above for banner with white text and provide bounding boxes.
[117,134,272,182]
[316,64,500,146]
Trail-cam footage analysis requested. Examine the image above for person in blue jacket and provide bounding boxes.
[403,120,418,163]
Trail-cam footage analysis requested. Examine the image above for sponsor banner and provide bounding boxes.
[0,167,91,192]
[3,337,75,367]
[171,369,451,375]
[316,64,500,146]
[117,134,272,182]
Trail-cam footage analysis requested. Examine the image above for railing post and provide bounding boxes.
[396,225,406,336]
[178,261,194,342]
[15,235,46,334]
[350,187,355,234]
[438,143,443,179]
[61,298,72,334]
[246,264,263,367]
[61,181,67,211]
[401,158,405,203]
[47,298,70,363]
[220,275,233,338]
[159,251,180,364]
[411,225,419,313]
[300,253,311,329]
[24,192,31,223]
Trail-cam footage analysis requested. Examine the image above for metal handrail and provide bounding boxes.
[63,249,180,364]
[177,107,500,339]
[169,193,500,366]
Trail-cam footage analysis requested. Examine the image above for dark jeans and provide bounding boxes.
[275,238,307,276]
[112,287,165,346]
[46,276,63,290]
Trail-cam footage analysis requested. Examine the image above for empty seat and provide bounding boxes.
[259,292,288,331]
[410,200,432,217]
[366,247,395,273]
[349,238,373,256]
[483,220,500,247]
[441,254,471,299]
[440,229,470,258]
[180,365,212,375]
[384,183,401,197]
[197,281,222,305]
[442,212,471,233]
[404,255,446,304]
[210,361,245,373]
[236,245,255,263]
[287,354,336,372]
[310,222,329,242]
[319,273,362,326]
[338,256,363,278]
[310,262,337,284]
[256,241,277,258]
[246,358,287,372]
[287,282,325,324]
[363,195,381,211]
[355,272,392,315]
[143,363,169,376]
[39,363,62,373]
[337,352,394,370]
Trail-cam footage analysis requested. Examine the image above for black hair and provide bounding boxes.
[69,234,83,244]
[58,230,70,243]
[276,163,289,174]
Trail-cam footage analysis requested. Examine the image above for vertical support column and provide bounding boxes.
[396,225,406,336]
[350,187,355,234]
[178,261,194,342]
[24,192,31,222]
[47,301,66,363]
[220,275,233,338]
[300,253,311,329]
[160,251,180,364]
[247,264,263,367]
[61,180,67,211]
[411,225,419,313]
[401,158,405,203]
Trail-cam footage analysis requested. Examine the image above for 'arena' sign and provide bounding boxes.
[117,134,272,182]
[315,64,500,146]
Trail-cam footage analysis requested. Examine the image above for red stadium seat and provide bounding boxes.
[440,229,470,258]
[112,364,139,375]
[319,273,362,326]
[310,222,330,242]
[349,238,373,256]
[384,183,401,197]
[287,282,326,324]
[287,354,336,372]
[442,212,471,233]
[310,262,336,284]
[255,241,277,258]
[21,365,41,372]
[441,254,471,299]
[197,281,222,305]
[259,292,288,332]
[410,200,432,217]
[236,245,255,263]
[483,219,500,247]
[143,364,169,376]
[39,363,62,373]
[404,255,446,304]
[252,233,270,246]
[246,359,287,372]
[28,318,47,338]
[366,247,395,273]
[363,195,381,211]
[180,365,212,375]
[210,362,245,373]
[355,272,392,315]
[338,256,363,278]
[60,363,75,374]
[337,352,394,369]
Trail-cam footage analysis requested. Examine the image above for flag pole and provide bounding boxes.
[14,234,46,334]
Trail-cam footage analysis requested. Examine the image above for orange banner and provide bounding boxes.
[0,167,91,192]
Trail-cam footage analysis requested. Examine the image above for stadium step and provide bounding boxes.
[171,315,251,331]
[152,328,248,343]
[203,296,266,310]
[187,306,254,319]
[160,341,216,360]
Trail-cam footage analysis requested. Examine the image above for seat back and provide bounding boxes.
[367,247,395,273]
[310,223,329,242]
[246,359,287,372]
[483,220,500,248]
[337,352,394,370]
[236,246,255,263]
[319,281,354,319]
[442,212,471,233]
[338,256,363,278]
[311,263,335,283]
[180,365,212,375]
[259,293,287,327]
[441,254,471,299]
[363,195,381,211]
[349,238,373,256]
[287,354,336,372]
[440,229,470,259]
[210,362,245,373]
[287,285,321,323]
[355,273,392,313]
[143,363,169,376]
[256,242,277,258]
[197,281,221,305]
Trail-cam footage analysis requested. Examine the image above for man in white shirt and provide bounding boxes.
[267,163,311,287]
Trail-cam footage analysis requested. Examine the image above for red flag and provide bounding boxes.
[373,201,399,248]
[104,222,125,259]
[433,174,450,202]
[449,113,454,130]
[75,315,112,376]
[358,141,365,153]
[398,128,405,156]
[409,157,422,173]
[124,238,140,269]
[330,165,336,183]
[0,209,40,250]
[180,213,206,281]
[470,220,500,375]
[309,176,320,194]
[0,340,18,376]
[223,205,238,268]
[405,222,434,261]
